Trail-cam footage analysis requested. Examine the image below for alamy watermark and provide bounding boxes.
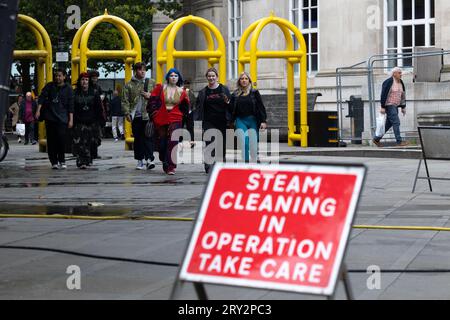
[366,265,381,290]
[367,5,381,31]
[66,265,81,290]
[173,128,281,165]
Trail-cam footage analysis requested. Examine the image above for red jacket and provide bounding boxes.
[150,84,189,127]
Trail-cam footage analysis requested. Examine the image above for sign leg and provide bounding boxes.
[412,159,422,193]
[194,282,209,300]
[341,264,354,300]
[170,280,183,300]
[423,158,433,192]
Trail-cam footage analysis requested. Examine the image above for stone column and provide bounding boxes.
[152,11,173,80]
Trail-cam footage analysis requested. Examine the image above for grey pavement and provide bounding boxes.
[1,134,450,299]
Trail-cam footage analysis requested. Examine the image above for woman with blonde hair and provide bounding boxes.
[230,72,267,163]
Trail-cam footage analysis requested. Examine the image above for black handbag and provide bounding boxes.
[145,120,154,138]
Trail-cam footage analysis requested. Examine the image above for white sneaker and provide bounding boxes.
[136,160,145,170]
[51,164,59,170]
[146,161,155,170]
[114,138,119,142]
[59,163,67,169]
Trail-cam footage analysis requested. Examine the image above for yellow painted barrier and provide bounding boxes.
[14,15,53,153]
[156,15,227,84]
[238,12,308,147]
[1,214,450,232]
[71,9,142,150]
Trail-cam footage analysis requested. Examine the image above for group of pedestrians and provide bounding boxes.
[17,63,267,175]
[123,64,268,175]
[36,69,106,169]
[11,64,411,173]
[16,64,268,173]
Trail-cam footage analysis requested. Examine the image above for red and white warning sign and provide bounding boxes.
[179,162,366,296]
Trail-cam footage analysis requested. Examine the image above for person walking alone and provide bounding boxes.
[36,69,74,169]
[231,72,267,163]
[148,68,190,175]
[194,68,232,173]
[373,67,409,147]
[18,92,38,145]
[110,90,124,142]
[122,62,156,170]
[72,72,104,169]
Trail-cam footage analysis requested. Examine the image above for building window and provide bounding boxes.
[385,0,435,68]
[228,0,242,79]
[290,0,319,74]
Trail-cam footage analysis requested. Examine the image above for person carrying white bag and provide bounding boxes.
[15,122,25,142]
[375,112,386,138]
[372,67,409,148]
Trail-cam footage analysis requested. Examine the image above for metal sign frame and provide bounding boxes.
[412,126,450,193]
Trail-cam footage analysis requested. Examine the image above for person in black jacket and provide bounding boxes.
[18,92,38,145]
[231,72,267,163]
[36,69,74,169]
[72,72,104,169]
[373,67,409,147]
[194,68,232,173]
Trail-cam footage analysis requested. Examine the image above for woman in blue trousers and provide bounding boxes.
[230,72,267,163]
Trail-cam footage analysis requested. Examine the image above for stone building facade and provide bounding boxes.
[153,0,450,143]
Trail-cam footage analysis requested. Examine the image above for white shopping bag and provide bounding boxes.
[375,113,386,137]
[16,123,25,136]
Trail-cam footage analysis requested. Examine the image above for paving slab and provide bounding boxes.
[1,137,450,299]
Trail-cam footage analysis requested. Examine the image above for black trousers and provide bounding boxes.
[45,120,67,165]
[24,122,35,144]
[203,120,227,163]
[132,117,155,162]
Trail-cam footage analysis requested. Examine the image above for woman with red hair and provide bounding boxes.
[148,68,189,175]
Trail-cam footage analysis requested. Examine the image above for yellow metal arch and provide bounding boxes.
[71,10,142,150]
[14,14,53,152]
[239,13,308,147]
[157,15,227,84]
[71,9,142,86]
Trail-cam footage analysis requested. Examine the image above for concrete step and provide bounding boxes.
[278,146,422,159]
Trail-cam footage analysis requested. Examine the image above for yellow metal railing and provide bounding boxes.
[14,14,53,153]
[239,12,309,147]
[156,15,227,84]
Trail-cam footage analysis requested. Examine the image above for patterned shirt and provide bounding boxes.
[386,80,404,107]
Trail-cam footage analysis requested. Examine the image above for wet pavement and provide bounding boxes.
[0,134,207,217]
[1,134,450,299]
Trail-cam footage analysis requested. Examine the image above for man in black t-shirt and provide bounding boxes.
[36,69,74,169]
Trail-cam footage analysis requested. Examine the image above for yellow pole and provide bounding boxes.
[300,54,308,147]
[17,15,53,152]
[287,61,295,146]
[71,19,92,85]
